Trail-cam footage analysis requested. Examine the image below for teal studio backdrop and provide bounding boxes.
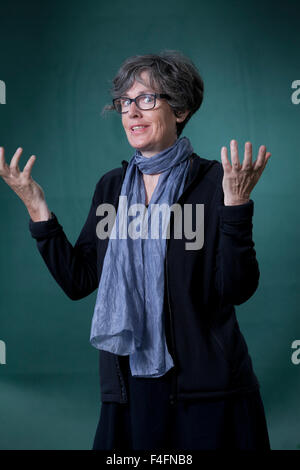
[0,0,299,450]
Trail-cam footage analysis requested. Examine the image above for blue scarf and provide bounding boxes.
[90,136,194,377]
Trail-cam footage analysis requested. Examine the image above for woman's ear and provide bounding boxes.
[175,110,190,123]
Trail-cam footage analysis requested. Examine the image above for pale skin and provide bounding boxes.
[142,141,271,205]
[120,70,189,205]
[120,70,271,205]
[221,140,271,206]
[0,73,271,216]
[0,147,51,221]
[0,140,271,217]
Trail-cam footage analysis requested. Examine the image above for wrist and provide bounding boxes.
[224,198,250,206]
[27,201,52,222]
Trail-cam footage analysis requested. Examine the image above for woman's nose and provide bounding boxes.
[128,101,142,117]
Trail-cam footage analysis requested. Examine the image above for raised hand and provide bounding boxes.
[0,147,51,221]
[221,140,271,206]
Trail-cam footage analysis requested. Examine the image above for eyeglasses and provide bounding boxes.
[112,93,169,114]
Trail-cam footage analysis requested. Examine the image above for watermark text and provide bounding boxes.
[291,80,300,104]
[0,340,6,365]
[95,197,204,250]
[0,80,6,104]
[291,340,300,364]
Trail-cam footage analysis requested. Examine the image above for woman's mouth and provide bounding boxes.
[130,125,150,134]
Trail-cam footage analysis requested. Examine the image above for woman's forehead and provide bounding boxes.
[124,70,158,95]
[123,84,154,97]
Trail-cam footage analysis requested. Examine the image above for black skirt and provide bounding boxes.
[92,354,271,451]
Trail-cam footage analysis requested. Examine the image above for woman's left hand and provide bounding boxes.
[221,140,271,206]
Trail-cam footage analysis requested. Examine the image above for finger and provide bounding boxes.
[230,140,241,170]
[253,152,271,180]
[260,152,271,173]
[241,141,252,170]
[22,155,36,177]
[9,147,23,174]
[221,146,232,173]
[253,145,267,171]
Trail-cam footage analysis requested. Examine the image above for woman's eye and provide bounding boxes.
[143,95,153,103]
[123,99,130,106]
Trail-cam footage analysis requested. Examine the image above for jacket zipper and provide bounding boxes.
[114,161,130,403]
[115,355,128,403]
[165,155,196,406]
[165,235,178,405]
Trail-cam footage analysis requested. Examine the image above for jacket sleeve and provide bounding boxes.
[214,195,260,306]
[28,185,100,301]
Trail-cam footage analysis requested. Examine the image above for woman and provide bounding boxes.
[0,50,271,450]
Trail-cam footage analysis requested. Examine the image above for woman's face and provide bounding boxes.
[121,70,188,157]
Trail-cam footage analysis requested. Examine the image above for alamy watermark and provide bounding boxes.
[0,80,6,104]
[95,197,204,250]
[291,340,300,365]
[291,80,300,104]
[0,340,6,365]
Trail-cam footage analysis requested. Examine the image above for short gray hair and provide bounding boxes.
[102,50,204,137]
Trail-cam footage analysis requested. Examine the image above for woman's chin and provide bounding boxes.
[128,138,152,152]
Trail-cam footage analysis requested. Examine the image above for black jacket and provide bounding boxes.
[29,152,261,405]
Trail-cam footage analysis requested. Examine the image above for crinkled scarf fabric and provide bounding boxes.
[90,136,194,377]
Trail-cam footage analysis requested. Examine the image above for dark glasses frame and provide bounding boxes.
[112,93,170,114]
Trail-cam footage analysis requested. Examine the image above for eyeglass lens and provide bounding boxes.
[115,94,155,113]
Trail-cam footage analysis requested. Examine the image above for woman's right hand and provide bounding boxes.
[0,146,51,221]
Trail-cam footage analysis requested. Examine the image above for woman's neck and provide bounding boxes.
[143,173,161,205]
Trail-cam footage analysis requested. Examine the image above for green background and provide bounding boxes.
[0,0,299,450]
